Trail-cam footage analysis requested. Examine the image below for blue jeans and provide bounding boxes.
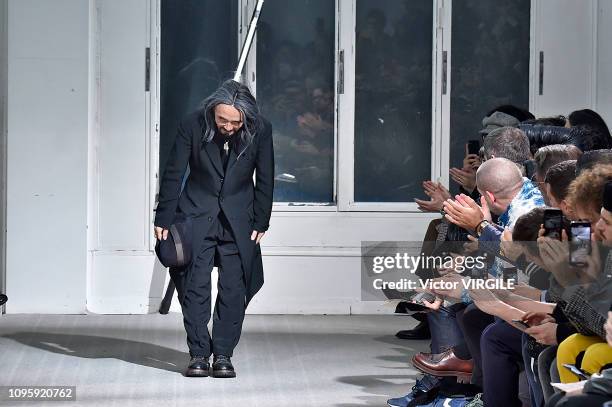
[427,306,464,353]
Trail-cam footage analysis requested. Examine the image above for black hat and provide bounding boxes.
[155,217,193,268]
[604,180,612,212]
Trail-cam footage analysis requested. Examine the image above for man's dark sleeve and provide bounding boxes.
[252,120,274,232]
[154,120,191,229]
[555,322,577,344]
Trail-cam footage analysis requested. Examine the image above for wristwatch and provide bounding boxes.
[475,220,489,237]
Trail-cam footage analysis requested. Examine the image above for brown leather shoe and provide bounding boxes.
[412,348,473,382]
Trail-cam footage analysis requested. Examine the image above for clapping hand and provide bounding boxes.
[415,181,451,212]
[443,194,492,232]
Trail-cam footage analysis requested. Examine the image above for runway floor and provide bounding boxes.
[0,314,427,407]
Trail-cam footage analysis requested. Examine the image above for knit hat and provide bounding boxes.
[480,111,520,135]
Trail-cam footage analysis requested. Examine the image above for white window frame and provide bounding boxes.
[242,0,452,212]
[153,0,487,214]
[0,0,6,308]
[336,0,450,212]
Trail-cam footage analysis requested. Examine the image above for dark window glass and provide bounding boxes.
[450,0,531,171]
[160,0,238,173]
[257,0,335,203]
[354,0,433,202]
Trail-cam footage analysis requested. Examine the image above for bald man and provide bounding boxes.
[443,157,544,234]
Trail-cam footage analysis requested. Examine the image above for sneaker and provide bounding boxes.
[419,395,473,407]
[465,393,483,407]
[387,375,440,407]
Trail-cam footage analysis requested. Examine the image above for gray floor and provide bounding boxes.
[0,314,427,407]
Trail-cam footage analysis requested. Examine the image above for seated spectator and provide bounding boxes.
[544,160,578,218]
[533,145,582,202]
[545,306,612,407]
[552,178,612,383]
[567,108,612,141]
[576,149,612,174]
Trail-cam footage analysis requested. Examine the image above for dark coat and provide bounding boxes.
[154,111,274,304]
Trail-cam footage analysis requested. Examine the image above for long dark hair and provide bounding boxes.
[200,80,262,157]
[568,109,612,140]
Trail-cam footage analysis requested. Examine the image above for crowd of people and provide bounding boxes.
[387,107,612,407]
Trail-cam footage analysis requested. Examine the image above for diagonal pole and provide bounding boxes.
[233,0,265,82]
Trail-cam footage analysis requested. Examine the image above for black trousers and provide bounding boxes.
[481,320,524,407]
[455,303,495,387]
[170,213,246,358]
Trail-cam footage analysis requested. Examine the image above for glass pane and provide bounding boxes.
[450,0,530,172]
[257,0,335,203]
[354,1,433,202]
[160,0,238,173]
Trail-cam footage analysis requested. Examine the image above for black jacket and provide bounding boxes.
[155,111,274,304]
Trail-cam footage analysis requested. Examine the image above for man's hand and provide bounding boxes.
[463,153,481,171]
[442,194,488,231]
[426,273,464,300]
[154,226,168,240]
[522,311,555,327]
[251,230,265,244]
[536,228,586,286]
[525,322,558,345]
[449,167,477,192]
[421,297,443,311]
[500,228,523,262]
[415,181,451,212]
[469,286,504,316]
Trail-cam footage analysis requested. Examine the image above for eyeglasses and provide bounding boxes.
[215,117,243,129]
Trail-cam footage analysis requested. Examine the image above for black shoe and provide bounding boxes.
[212,355,236,378]
[185,356,210,377]
[396,321,431,340]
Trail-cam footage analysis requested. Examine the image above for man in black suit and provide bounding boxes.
[154,80,274,378]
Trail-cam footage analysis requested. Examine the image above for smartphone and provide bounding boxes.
[411,291,437,306]
[511,319,530,330]
[543,209,564,240]
[562,363,591,380]
[467,140,481,156]
[503,266,518,282]
[569,221,591,267]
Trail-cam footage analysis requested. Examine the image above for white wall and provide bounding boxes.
[0,0,7,305]
[596,0,612,126]
[531,0,597,117]
[6,0,89,313]
[246,212,437,314]
[87,0,160,314]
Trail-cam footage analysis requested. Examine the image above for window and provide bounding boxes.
[354,1,433,202]
[449,0,531,172]
[158,0,532,211]
[257,0,336,204]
